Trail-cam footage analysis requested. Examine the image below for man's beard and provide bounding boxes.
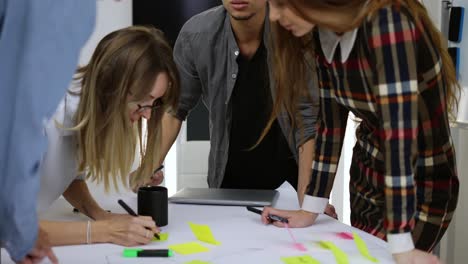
[231,13,255,21]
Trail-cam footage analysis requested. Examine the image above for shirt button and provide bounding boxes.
[234,50,239,56]
[232,73,237,79]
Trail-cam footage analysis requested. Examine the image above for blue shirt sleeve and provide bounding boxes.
[0,0,95,261]
[0,0,5,32]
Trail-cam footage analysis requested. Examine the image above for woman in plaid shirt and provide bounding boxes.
[260,0,460,263]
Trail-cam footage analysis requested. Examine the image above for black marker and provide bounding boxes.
[246,206,289,223]
[153,165,164,175]
[145,165,164,186]
[118,199,160,240]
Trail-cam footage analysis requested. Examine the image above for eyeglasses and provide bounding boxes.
[136,98,163,113]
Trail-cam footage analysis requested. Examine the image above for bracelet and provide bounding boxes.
[86,221,91,244]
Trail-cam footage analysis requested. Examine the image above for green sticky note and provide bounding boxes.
[152,232,169,242]
[352,232,378,263]
[189,222,221,245]
[319,241,349,264]
[281,255,320,264]
[184,261,212,264]
[168,242,210,255]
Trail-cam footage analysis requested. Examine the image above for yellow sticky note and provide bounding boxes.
[184,261,212,264]
[168,242,210,255]
[319,241,349,264]
[189,222,221,245]
[152,232,169,242]
[352,232,378,263]
[281,255,320,264]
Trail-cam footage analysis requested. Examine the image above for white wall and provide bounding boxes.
[176,122,209,192]
[331,116,355,225]
[79,0,132,65]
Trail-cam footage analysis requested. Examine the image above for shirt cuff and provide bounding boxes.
[387,232,415,254]
[173,108,188,121]
[301,195,328,213]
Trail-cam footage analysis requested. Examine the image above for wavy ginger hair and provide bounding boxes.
[260,0,460,143]
[69,26,179,191]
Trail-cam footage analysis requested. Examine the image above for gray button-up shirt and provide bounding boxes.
[173,5,318,187]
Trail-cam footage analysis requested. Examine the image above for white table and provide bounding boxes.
[1,183,395,263]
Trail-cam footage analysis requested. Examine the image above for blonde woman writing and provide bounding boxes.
[36,26,179,246]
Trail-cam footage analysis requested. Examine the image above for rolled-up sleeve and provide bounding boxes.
[172,29,203,121]
[295,54,319,147]
[295,82,319,147]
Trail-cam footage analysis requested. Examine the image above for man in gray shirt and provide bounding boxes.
[153,0,334,214]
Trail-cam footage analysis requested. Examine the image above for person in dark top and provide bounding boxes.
[222,41,298,189]
[139,0,337,217]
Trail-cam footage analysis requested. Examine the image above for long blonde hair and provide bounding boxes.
[261,0,459,143]
[70,26,179,191]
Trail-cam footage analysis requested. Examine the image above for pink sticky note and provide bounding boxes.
[285,224,307,251]
[336,232,353,240]
[294,243,307,252]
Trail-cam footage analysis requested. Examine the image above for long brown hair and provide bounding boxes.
[70,26,180,191]
[261,0,459,143]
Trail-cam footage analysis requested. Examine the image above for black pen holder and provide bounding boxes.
[137,186,168,226]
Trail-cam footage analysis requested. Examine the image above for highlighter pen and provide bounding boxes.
[123,249,173,258]
[118,199,161,240]
[246,206,289,223]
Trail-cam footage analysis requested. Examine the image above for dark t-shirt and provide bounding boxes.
[221,44,298,190]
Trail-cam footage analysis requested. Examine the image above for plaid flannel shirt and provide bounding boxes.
[302,4,458,254]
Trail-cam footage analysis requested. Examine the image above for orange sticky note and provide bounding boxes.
[281,255,320,264]
[189,222,221,245]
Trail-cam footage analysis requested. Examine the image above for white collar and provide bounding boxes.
[318,27,358,64]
